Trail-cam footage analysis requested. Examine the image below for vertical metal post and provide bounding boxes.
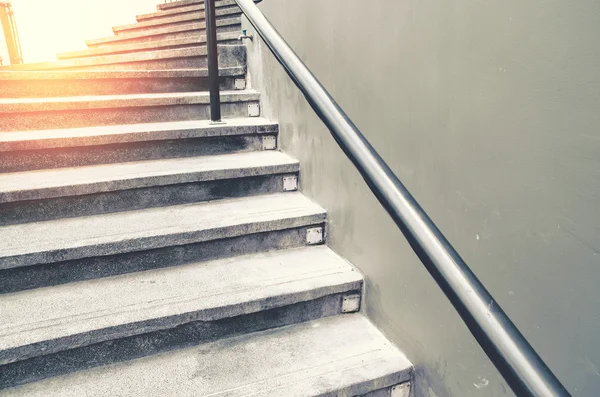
[204,0,222,122]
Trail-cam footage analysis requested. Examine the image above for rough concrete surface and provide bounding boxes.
[0,192,326,269]
[3,45,245,71]
[3,314,412,397]
[58,33,239,59]
[0,151,298,202]
[86,17,241,47]
[0,246,361,364]
[113,5,241,34]
[0,117,277,151]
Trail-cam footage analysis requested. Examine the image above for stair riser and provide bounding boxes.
[0,291,358,389]
[0,134,267,173]
[363,384,412,397]
[88,24,240,48]
[0,100,258,132]
[0,76,241,98]
[116,9,241,35]
[0,172,295,226]
[0,224,325,292]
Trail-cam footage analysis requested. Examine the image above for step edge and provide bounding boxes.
[0,154,300,203]
[0,261,361,364]
[0,118,278,152]
[0,194,326,270]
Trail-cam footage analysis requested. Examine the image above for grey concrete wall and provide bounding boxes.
[243,1,600,396]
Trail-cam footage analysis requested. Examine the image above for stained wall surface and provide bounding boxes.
[243,1,600,395]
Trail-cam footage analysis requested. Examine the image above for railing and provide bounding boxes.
[0,1,23,65]
[203,0,571,395]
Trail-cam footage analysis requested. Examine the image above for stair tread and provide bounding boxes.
[0,246,361,363]
[0,151,298,203]
[0,117,277,151]
[159,0,212,10]
[3,314,412,397]
[58,34,239,59]
[4,46,211,71]
[0,192,326,269]
[86,17,241,46]
[0,67,243,80]
[137,3,206,20]
[113,6,240,33]
[0,90,259,112]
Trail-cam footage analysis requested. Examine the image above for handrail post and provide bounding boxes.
[204,0,222,122]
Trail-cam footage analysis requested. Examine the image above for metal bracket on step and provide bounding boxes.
[390,383,411,397]
[306,227,323,245]
[341,293,361,313]
[248,103,260,117]
[262,135,277,150]
[283,175,298,191]
[234,78,246,90]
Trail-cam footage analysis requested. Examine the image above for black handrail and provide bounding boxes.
[204,0,221,122]
[204,0,571,395]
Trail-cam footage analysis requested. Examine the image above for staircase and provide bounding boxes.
[0,0,413,395]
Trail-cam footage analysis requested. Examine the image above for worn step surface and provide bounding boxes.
[0,192,325,270]
[113,5,240,35]
[87,17,241,48]
[0,117,276,153]
[3,314,412,396]
[158,0,212,10]
[0,67,244,97]
[0,247,361,372]
[156,0,261,11]
[0,151,298,225]
[0,118,276,172]
[0,90,260,131]
[2,45,245,72]
[0,151,297,204]
[58,33,239,60]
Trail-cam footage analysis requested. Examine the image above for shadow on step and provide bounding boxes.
[0,226,322,294]
[0,292,354,390]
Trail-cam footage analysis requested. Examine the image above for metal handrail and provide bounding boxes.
[203,0,571,395]
[204,0,221,122]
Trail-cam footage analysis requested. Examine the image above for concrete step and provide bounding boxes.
[0,246,364,389]
[156,0,260,11]
[114,5,240,35]
[87,17,241,48]
[138,0,238,22]
[3,314,412,396]
[156,0,245,11]
[0,90,260,131]
[0,192,325,271]
[0,118,277,172]
[58,32,239,60]
[0,67,244,97]
[2,45,245,72]
[0,151,298,225]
